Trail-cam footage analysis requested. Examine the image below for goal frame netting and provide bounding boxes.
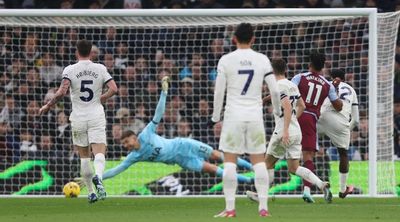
[0,8,397,197]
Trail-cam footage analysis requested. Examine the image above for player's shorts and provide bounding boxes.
[317,111,351,149]
[298,112,318,152]
[175,138,213,172]
[71,117,107,147]
[219,121,266,155]
[267,132,302,159]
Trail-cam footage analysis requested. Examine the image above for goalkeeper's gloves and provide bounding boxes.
[161,76,170,93]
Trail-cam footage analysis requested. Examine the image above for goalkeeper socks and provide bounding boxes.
[268,169,274,185]
[339,173,348,192]
[94,153,106,180]
[223,162,237,211]
[216,167,251,183]
[303,160,315,188]
[253,162,269,211]
[81,158,94,193]
[296,166,323,190]
[237,158,252,170]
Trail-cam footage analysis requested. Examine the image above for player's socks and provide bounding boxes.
[80,158,95,193]
[223,162,237,211]
[303,160,316,189]
[253,162,269,211]
[94,153,106,179]
[216,167,251,183]
[237,158,253,170]
[339,173,348,193]
[295,166,323,189]
[268,169,274,185]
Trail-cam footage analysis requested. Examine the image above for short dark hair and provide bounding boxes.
[234,23,254,44]
[121,130,136,140]
[76,39,92,57]
[309,50,326,71]
[271,58,287,76]
[331,69,345,80]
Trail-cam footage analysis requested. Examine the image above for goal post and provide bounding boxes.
[0,8,398,197]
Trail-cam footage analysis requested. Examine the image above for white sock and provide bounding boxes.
[94,153,106,180]
[80,158,94,193]
[340,173,348,192]
[223,162,237,211]
[253,162,269,211]
[296,166,323,190]
[268,169,274,186]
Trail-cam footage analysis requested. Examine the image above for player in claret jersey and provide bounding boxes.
[291,51,342,203]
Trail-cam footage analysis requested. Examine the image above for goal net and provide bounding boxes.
[0,9,398,196]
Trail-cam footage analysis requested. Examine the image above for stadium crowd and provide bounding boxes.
[0,0,399,168]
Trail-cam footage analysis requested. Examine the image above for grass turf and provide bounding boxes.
[0,197,398,222]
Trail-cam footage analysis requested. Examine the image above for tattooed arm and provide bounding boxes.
[39,79,70,115]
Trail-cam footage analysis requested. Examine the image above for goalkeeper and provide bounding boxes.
[102,77,253,183]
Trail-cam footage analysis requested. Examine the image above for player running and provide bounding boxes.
[101,76,254,184]
[246,59,332,203]
[39,40,118,203]
[212,23,281,217]
[291,51,342,203]
[317,69,359,198]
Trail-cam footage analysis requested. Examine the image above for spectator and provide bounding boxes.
[124,0,142,8]
[193,98,212,142]
[103,53,120,80]
[55,110,71,151]
[18,129,37,157]
[177,118,192,138]
[108,122,126,159]
[194,0,224,8]
[39,52,63,86]
[23,33,40,66]
[115,107,146,134]
[179,52,205,80]
[90,44,101,63]
[99,27,117,54]
[0,94,24,131]
[114,42,129,69]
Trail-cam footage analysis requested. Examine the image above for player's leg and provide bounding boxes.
[201,161,252,183]
[208,150,252,170]
[265,154,278,185]
[71,120,97,203]
[298,113,318,202]
[338,147,354,198]
[88,118,107,200]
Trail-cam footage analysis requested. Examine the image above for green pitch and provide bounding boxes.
[0,198,398,222]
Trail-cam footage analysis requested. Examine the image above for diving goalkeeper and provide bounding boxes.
[102,77,253,183]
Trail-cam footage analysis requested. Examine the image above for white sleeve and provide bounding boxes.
[350,89,359,130]
[62,66,71,81]
[211,59,227,122]
[265,74,281,117]
[102,65,113,83]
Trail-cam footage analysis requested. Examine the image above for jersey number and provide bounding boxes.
[305,82,322,105]
[238,69,254,95]
[339,86,352,103]
[80,80,94,102]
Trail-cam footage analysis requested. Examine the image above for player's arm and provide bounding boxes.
[281,95,291,145]
[350,91,359,130]
[265,74,281,116]
[211,59,226,123]
[39,78,70,115]
[328,83,343,111]
[296,97,305,118]
[146,76,169,133]
[101,79,118,104]
[103,156,136,180]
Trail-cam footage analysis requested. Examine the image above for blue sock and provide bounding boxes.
[216,167,252,183]
[237,158,253,170]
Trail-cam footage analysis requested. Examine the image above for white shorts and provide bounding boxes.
[267,132,302,159]
[71,117,107,147]
[317,112,350,149]
[219,121,266,155]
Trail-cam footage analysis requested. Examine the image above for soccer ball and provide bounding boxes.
[63,182,80,198]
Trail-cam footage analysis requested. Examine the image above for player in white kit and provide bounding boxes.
[39,40,118,203]
[212,23,281,218]
[317,69,359,198]
[246,59,332,203]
